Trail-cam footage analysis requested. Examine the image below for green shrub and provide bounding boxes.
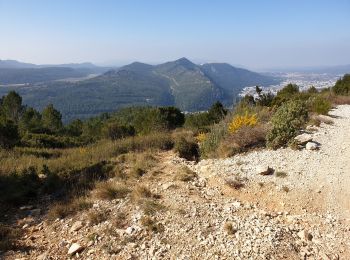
[184,102,227,131]
[174,137,199,161]
[308,96,331,115]
[256,92,275,107]
[333,74,350,95]
[21,133,87,148]
[64,119,84,137]
[277,84,299,96]
[271,84,300,106]
[112,107,168,135]
[267,100,308,149]
[208,101,227,123]
[199,121,227,158]
[184,112,212,132]
[114,132,174,154]
[307,86,318,94]
[0,119,20,149]
[102,122,135,140]
[158,106,185,129]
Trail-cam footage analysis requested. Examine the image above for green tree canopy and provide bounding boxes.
[19,107,42,134]
[1,91,23,123]
[159,106,185,129]
[42,104,63,133]
[333,74,350,95]
[0,119,20,149]
[208,101,227,123]
[65,119,84,137]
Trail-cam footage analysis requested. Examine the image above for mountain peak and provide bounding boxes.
[174,57,194,65]
[120,62,154,73]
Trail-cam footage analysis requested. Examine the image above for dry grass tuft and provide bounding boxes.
[132,185,153,200]
[139,199,165,215]
[140,216,164,233]
[282,186,290,192]
[47,197,92,220]
[327,94,350,105]
[88,210,109,225]
[275,171,287,178]
[176,166,197,182]
[94,181,130,200]
[111,212,128,229]
[218,125,267,158]
[225,177,245,190]
[223,222,237,235]
[0,224,22,251]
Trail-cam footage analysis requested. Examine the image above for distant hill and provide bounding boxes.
[153,58,226,111]
[200,62,279,103]
[0,67,98,84]
[0,59,37,69]
[0,60,111,84]
[0,58,279,121]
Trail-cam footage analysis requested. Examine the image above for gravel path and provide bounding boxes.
[193,105,350,219]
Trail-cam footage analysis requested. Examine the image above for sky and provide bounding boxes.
[0,0,349,70]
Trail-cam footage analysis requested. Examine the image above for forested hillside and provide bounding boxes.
[0,58,279,122]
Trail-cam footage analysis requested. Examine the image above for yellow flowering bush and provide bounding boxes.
[196,132,207,143]
[228,113,257,133]
[79,147,87,154]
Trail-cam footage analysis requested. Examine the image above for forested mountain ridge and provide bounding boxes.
[0,58,279,121]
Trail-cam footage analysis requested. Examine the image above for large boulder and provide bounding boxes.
[68,243,84,255]
[306,142,318,150]
[294,133,313,145]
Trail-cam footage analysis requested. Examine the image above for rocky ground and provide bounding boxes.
[2,105,350,259]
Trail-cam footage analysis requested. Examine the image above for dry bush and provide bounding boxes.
[176,166,197,182]
[223,222,237,235]
[174,137,199,161]
[128,152,158,178]
[47,197,92,220]
[132,185,153,200]
[307,115,321,127]
[0,223,22,251]
[275,171,287,178]
[225,177,245,190]
[139,199,164,215]
[326,94,350,105]
[140,216,164,233]
[282,186,290,192]
[94,181,130,200]
[218,125,267,158]
[171,129,196,141]
[114,132,174,154]
[88,210,108,225]
[114,165,128,180]
[111,212,128,229]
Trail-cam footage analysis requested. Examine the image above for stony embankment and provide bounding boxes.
[3,105,350,259]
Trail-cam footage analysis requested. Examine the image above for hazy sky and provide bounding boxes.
[0,0,349,69]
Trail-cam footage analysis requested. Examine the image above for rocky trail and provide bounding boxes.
[3,105,350,259]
